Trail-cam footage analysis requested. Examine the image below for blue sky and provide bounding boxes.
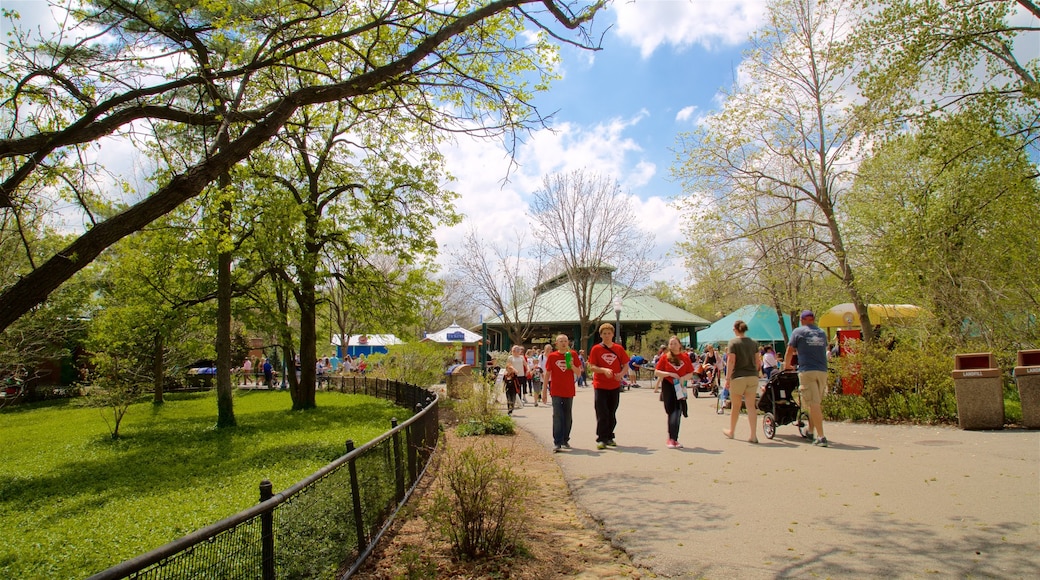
[436,1,772,283]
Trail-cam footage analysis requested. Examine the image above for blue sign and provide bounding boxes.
[446,331,466,341]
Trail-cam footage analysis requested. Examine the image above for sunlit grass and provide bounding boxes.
[0,389,407,578]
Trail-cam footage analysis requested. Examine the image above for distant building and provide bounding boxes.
[480,267,710,353]
[331,334,402,358]
[422,324,483,366]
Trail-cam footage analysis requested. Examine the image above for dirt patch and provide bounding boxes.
[352,422,653,579]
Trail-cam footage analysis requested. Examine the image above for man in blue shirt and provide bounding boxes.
[784,310,830,447]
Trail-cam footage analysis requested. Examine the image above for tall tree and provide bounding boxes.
[239,99,455,408]
[674,0,877,340]
[87,222,216,404]
[451,229,546,346]
[850,0,1039,151]
[529,168,656,348]
[845,112,1040,346]
[0,0,607,332]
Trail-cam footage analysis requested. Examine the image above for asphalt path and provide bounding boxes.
[510,381,1040,579]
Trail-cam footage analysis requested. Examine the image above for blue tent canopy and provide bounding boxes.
[695,305,793,349]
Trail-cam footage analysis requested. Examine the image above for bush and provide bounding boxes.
[833,338,956,422]
[424,439,527,560]
[80,352,149,439]
[453,371,514,436]
[369,342,455,387]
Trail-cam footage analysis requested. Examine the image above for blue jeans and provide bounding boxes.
[552,396,574,446]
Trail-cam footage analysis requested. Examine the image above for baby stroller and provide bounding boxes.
[757,371,811,440]
[692,362,719,398]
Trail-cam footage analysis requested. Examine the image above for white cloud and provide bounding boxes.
[612,0,769,58]
[675,105,697,122]
[435,113,683,284]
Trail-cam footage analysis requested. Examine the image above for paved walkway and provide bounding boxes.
[510,382,1040,579]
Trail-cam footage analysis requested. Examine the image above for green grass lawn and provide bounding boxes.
[0,389,408,579]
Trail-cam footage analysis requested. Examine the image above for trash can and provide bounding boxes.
[446,364,473,399]
[951,353,1003,430]
[1014,350,1040,429]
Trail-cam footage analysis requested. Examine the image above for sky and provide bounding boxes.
[10,1,1033,290]
[435,0,772,284]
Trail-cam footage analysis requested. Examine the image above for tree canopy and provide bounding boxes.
[0,0,606,332]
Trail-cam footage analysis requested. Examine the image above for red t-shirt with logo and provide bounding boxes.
[544,350,580,398]
[589,342,630,391]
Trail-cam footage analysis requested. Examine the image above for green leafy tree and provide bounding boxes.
[87,219,215,404]
[0,0,607,333]
[674,0,876,340]
[845,112,1040,347]
[234,98,455,408]
[850,0,1040,149]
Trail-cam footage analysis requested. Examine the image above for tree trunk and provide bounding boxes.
[215,187,237,427]
[152,331,165,405]
[295,284,317,409]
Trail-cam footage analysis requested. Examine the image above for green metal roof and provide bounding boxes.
[484,282,710,328]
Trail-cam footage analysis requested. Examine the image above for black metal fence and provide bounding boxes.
[86,377,440,580]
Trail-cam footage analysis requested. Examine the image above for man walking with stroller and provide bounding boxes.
[784,310,830,447]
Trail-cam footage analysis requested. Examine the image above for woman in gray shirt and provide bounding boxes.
[723,320,762,443]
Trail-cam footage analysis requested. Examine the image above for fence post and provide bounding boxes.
[259,479,275,580]
[346,440,366,554]
[408,403,421,484]
[390,418,404,503]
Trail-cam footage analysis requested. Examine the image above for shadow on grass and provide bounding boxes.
[0,392,404,519]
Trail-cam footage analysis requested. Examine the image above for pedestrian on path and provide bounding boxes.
[546,334,582,452]
[655,335,694,449]
[784,310,830,447]
[722,320,762,443]
[588,323,630,450]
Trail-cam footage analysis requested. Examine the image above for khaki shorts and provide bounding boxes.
[729,376,758,399]
[798,371,828,406]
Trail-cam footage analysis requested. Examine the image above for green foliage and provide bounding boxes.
[834,338,957,422]
[457,415,516,437]
[0,390,403,578]
[846,112,1040,347]
[370,341,455,388]
[849,0,1038,138]
[643,322,673,356]
[80,352,149,439]
[453,370,513,436]
[424,439,527,560]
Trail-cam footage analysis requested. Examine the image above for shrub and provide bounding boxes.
[80,352,149,439]
[453,371,514,436]
[833,337,956,422]
[424,439,527,560]
[369,342,455,387]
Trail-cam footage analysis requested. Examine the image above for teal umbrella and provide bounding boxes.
[695,305,793,349]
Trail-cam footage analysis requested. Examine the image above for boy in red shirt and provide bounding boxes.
[587,323,630,449]
[545,334,582,452]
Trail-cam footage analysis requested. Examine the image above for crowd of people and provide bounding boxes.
[502,308,832,452]
[233,352,370,389]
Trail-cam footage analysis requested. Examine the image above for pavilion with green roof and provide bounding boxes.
[479,269,710,354]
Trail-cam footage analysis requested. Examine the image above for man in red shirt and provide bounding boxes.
[545,334,582,452]
[587,323,630,450]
